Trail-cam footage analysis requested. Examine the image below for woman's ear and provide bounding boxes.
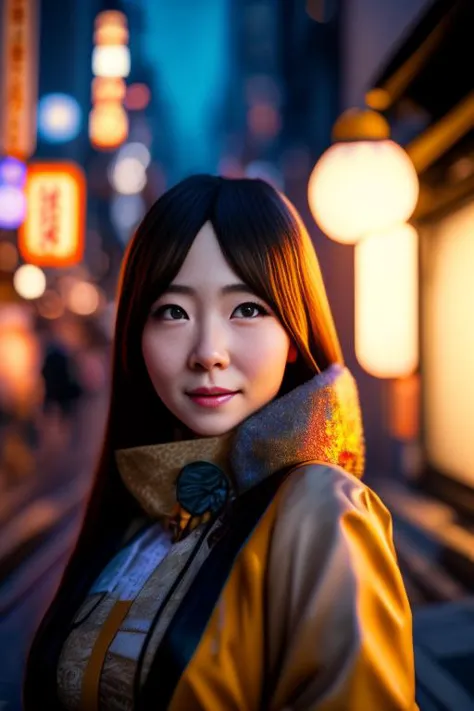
[287,342,298,363]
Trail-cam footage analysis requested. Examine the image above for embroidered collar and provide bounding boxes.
[115,433,234,520]
[115,364,364,527]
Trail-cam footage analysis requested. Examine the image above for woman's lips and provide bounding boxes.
[186,392,238,408]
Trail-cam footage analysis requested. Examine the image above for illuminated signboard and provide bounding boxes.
[19,163,86,267]
[0,0,39,158]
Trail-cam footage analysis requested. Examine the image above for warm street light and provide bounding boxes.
[13,264,46,300]
[89,103,129,151]
[308,108,419,244]
[90,10,130,150]
[92,45,131,79]
[355,223,419,378]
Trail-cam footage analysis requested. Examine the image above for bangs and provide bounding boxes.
[211,179,296,311]
[212,179,319,367]
[123,176,298,326]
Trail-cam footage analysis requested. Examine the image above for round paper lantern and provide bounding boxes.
[308,109,419,244]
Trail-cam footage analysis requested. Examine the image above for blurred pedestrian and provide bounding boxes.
[41,341,84,419]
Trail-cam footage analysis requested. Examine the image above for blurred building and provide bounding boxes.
[35,0,100,167]
[370,0,474,499]
[350,0,474,597]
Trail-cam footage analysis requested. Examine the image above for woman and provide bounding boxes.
[23,175,417,710]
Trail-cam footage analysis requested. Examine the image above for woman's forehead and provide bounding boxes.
[171,222,238,284]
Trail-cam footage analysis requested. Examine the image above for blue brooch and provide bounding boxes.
[176,461,231,517]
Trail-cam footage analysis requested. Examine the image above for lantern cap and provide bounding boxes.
[332,108,390,142]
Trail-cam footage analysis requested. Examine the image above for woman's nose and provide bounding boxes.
[188,326,230,371]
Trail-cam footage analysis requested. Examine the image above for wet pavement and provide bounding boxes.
[1,399,474,710]
[0,395,104,711]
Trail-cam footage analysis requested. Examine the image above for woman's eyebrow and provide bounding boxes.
[162,283,255,296]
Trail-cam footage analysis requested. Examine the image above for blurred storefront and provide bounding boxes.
[369,0,474,502]
[361,0,474,592]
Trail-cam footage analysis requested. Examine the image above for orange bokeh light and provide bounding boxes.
[92,77,126,104]
[89,103,128,150]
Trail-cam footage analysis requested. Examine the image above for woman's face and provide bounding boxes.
[141,221,297,437]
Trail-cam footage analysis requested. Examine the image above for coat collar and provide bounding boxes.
[115,364,364,525]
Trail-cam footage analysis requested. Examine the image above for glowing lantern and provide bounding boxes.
[308,109,419,244]
[19,162,86,267]
[89,103,129,151]
[355,223,418,378]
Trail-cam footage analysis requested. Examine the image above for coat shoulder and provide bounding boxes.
[275,460,393,539]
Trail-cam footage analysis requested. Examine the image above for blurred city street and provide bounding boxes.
[0,0,473,709]
[0,393,106,711]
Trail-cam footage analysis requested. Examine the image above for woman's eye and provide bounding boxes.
[232,302,269,319]
[151,305,188,321]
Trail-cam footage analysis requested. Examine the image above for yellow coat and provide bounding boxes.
[167,462,417,711]
[56,366,417,710]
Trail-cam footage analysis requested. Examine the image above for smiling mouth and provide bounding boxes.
[186,391,239,408]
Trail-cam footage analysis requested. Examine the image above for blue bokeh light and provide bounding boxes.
[38,93,82,143]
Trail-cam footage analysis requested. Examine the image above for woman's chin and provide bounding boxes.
[185,424,235,438]
[177,415,241,439]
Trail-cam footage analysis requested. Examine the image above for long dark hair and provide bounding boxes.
[23,174,343,709]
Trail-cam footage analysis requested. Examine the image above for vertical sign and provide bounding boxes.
[0,0,39,159]
[90,10,130,151]
[19,163,86,267]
